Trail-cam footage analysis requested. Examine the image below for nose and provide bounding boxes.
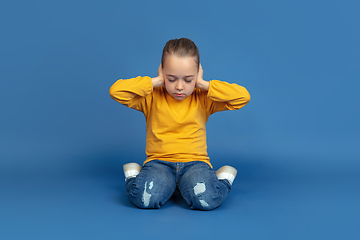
[175,81,183,90]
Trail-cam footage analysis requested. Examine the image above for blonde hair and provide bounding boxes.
[161,38,200,69]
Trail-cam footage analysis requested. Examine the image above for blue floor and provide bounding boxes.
[1,139,359,240]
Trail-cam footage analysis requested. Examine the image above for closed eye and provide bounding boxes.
[184,75,194,83]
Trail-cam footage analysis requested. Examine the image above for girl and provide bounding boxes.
[110,38,250,210]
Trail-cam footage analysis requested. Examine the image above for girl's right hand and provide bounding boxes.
[151,64,164,88]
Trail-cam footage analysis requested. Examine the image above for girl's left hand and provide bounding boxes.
[195,64,209,90]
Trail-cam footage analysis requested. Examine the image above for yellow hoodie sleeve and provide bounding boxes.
[109,76,153,113]
[206,80,251,115]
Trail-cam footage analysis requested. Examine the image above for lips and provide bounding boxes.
[175,93,185,97]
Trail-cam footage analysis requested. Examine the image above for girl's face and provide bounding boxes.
[162,54,198,101]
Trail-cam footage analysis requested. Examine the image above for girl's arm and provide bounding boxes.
[206,80,250,113]
[196,65,250,115]
[109,76,152,112]
[109,65,164,113]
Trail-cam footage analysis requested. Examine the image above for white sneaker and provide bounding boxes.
[215,165,237,185]
[123,163,141,181]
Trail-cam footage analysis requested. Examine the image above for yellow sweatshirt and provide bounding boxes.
[109,76,250,167]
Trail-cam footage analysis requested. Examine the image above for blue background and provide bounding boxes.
[1,0,359,239]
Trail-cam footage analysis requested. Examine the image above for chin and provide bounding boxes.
[172,94,187,100]
[174,96,186,101]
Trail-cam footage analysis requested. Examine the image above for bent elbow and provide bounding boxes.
[237,87,251,107]
[109,85,117,98]
[244,90,251,104]
[230,88,251,110]
[109,84,124,102]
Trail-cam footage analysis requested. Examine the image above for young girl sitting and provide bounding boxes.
[110,38,250,210]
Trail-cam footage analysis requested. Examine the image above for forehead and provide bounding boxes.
[163,55,198,75]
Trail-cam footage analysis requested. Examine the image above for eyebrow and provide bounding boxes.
[166,74,194,78]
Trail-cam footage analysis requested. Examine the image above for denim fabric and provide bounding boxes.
[125,160,232,210]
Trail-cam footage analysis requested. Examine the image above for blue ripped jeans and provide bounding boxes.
[125,160,232,210]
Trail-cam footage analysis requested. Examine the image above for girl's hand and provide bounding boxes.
[152,64,165,88]
[195,64,209,90]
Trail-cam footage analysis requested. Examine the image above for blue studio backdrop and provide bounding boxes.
[0,0,359,239]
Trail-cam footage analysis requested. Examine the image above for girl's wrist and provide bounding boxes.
[196,79,209,91]
[152,76,164,88]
